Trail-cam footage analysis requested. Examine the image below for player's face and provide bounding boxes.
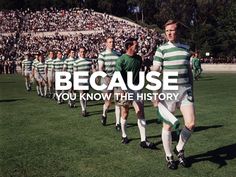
[70,50,75,58]
[106,38,114,50]
[165,23,178,42]
[57,52,62,59]
[39,55,44,62]
[25,55,29,60]
[79,48,86,58]
[130,41,138,54]
[49,52,54,59]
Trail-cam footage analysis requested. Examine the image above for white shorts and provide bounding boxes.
[37,74,46,82]
[101,76,113,93]
[34,72,39,82]
[47,71,54,82]
[115,89,143,106]
[24,70,32,77]
[161,85,194,113]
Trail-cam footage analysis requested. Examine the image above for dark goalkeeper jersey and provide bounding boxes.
[115,54,142,86]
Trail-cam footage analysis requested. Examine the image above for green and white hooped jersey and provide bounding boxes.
[154,42,191,85]
[45,58,54,71]
[74,58,93,81]
[22,59,33,71]
[36,62,45,75]
[73,58,93,72]
[64,57,76,74]
[98,50,119,77]
[52,58,64,72]
[32,59,40,69]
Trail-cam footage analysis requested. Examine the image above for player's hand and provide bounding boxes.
[151,95,159,108]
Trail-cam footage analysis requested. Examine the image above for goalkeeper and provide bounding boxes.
[115,38,155,149]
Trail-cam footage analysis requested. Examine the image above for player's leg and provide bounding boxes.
[24,76,29,91]
[80,90,87,117]
[101,77,112,125]
[133,100,155,149]
[133,100,146,142]
[43,76,47,97]
[27,74,32,91]
[162,122,177,169]
[174,103,195,167]
[101,93,112,125]
[159,99,178,169]
[38,79,44,97]
[196,68,201,79]
[24,71,30,91]
[34,74,40,95]
[115,103,121,131]
[114,86,121,130]
[29,72,33,91]
[49,71,55,98]
[120,105,129,144]
[42,79,46,97]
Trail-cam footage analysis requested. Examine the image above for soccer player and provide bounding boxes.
[45,50,55,98]
[73,47,95,117]
[35,53,47,97]
[52,50,64,104]
[152,20,196,169]
[115,38,156,149]
[98,37,121,130]
[192,53,202,80]
[21,53,33,91]
[63,49,76,107]
[32,52,40,95]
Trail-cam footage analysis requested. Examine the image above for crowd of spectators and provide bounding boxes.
[0,8,163,63]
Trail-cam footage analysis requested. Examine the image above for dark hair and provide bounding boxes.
[106,36,114,42]
[124,38,137,50]
[79,46,87,52]
[69,48,75,53]
[57,50,62,54]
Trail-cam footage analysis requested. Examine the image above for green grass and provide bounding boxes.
[0,73,236,177]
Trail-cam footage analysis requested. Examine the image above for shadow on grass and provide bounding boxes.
[0,81,16,84]
[107,109,115,113]
[87,110,102,116]
[188,143,236,168]
[197,76,216,81]
[87,102,104,107]
[194,125,223,132]
[128,135,162,150]
[172,124,223,142]
[0,98,25,103]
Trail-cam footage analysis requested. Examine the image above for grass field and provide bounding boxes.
[0,73,236,177]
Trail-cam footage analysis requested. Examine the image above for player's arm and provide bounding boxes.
[45,60,48,77]
[91,61,96,73]
[21,61,25,76]
[150,48,163,107]
[32,64,35,77]
[51,61,55,74]
[73,62,78,72]
[63,60,67,71]
[35,64,39,77]
[188,64,194,87]
[115,56,125,95]
[97,54,104,71]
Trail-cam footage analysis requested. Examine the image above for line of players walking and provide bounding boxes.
[21,20,197,170]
